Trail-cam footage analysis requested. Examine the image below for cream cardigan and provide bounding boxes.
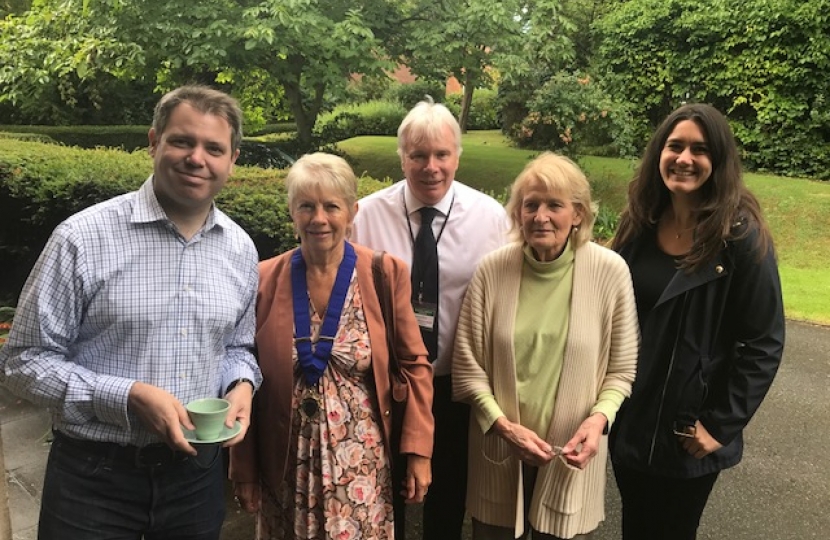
[453,241,639,538]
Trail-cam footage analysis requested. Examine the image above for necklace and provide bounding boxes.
[673,225,696,239]
[661,214,696,239]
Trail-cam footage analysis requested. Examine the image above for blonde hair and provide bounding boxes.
[505,152,596,248]
[285,153,358,212]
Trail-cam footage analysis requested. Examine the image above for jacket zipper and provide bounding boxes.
[647,292,689,465]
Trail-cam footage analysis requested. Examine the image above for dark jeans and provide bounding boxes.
[39,433,225,540]
[613,462,720,540]
[394,375,470,540]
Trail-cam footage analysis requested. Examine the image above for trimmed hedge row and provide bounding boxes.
[0,125,151,151]
[0,138,388,303]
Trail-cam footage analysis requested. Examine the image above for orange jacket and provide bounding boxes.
[230,242,434,487]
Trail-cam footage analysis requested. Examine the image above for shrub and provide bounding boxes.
[247,123,298,137]
[446,89,501,130]
[0,125,150,151]
[0,138,389,303]
[385,81,448,109]
[314,100,407,144]
[593,204,621,242]
[343,74,395,105]
[0,131,57,144]
[509,72,636,158]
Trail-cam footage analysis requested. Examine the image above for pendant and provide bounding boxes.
[300,388,322,421]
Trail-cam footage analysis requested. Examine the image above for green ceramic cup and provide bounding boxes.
[185,398,230,440]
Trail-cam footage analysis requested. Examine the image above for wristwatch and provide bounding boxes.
[225,378,255,394]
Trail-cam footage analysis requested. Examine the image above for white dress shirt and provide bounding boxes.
[352,180,509,375]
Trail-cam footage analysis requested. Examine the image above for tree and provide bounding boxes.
[0,0,402,147]
[402,0,524,133]
[238,0,400,149]
[594,0,830,178]
[495,0,576,133]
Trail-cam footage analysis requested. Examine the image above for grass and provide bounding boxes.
[337,130,830,326]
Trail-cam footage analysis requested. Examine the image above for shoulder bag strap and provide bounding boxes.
[371,250,402,379]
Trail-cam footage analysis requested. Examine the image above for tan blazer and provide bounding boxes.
[230,243,434,488]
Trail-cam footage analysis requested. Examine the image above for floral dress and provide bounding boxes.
[257,275,395,540]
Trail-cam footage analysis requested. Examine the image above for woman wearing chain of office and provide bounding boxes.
[230,152,434,539]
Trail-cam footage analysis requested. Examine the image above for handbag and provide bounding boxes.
[371,250,408,450]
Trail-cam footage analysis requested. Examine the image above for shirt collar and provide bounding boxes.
[404,182,455,217]
[131,175,221,232]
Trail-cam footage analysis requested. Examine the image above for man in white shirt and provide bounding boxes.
[351,98,510,540]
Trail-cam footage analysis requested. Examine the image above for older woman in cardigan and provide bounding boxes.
[453,152,639,539]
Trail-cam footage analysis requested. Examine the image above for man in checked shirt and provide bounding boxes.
[0,85,262,540]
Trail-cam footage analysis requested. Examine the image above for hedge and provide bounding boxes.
[0,138,388,303]
[0,125,151,151]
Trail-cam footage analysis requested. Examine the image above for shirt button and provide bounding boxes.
[180,328,188,337]
[715,265,724,274]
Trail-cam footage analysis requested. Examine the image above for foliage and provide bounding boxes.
[401,0,524,132]
[0,137,388,302]
[338,73,395,105]
[0,131,56,144]
[509,72,636,158]
[385,80,449,110]
[594,0,830,179]
[0,307,11,345]
[559,0,620,71]
[0,124,150,150]
[0,0,157,125]
[238,0,404,150]
[247,123,297,137]
[0,0,405,150]
[445,89,500,130]
[314,100,406,144]
[494,0,577,134]
[592,204,620,242]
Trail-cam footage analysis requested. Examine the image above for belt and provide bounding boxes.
[53,432,191,469]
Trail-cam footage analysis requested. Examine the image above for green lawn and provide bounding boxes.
[337,131,830,325]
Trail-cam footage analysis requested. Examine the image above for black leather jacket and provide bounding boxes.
[610,220,785,478]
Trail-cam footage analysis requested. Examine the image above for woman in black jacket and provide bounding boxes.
[609,103,785,540]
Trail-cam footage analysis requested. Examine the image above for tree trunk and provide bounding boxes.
[459,70,476,134]
[281,58,327,153]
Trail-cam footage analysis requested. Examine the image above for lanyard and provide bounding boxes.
[404,190,455,247]
[290,242,357,386]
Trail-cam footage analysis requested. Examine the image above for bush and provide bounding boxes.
[0,131,58,144]
[0,125,150,151]
[446,89,500,130]
[343,74,395,105]
[247,123,297,137]
[0,138,388,303]
[385,81,448,109]
[508,73,636,158]
[314,100,407,144]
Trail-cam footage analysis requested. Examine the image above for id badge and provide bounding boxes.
[412,300,437,331]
